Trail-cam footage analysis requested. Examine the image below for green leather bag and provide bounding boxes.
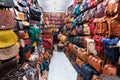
[0,0,14,8]
[29,25,40,43]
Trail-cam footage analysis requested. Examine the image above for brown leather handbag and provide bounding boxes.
[0,9,16,29]
[108,19,120,37]
[68,43,74,52]
[105,0,120,17]
[88,55,104,73]
[72,45,79,56]
[77,48,88,62]
[57,34,67,43]
[94,18,108,37]
[76,57,84,67]
[102,64,116,76]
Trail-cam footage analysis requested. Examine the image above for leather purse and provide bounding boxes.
[71,29,77,36]
[57,34,67,44]
[29,7,41,21]
[89,7,96,19]
[86,39,97,55]
[72,45,79,56]
[82,10,90,22]
[0,56,17,79]
[83,23,90,35]
[18,30,25,39]
[93,35,104,54]
[101,38,119,64]
[102,64,116,76]
[80,0,88,11]
[77,48,88,62]
[76,57,84,67]
[89,18,96,35]
[76,64,99,80]
[108,19,120,37]
[105,0,120,17]
[0,0,14,8]
[68,43,74,52]
[94,18,108,37]
[0,10,16,29]
[73,3,81,16]
[76,25,84,35]
[88,0,97,8]
[88,55,104,73]
[95,0,106,18]
[43,38,52,48]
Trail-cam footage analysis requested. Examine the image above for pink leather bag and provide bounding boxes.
[89,18,96,35]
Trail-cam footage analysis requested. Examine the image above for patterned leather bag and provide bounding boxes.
[88,55,104,73]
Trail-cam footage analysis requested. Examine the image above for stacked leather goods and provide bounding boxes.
[63,0,120,79]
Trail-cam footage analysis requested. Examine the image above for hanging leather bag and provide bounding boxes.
[88,55,104,73]
[102,64,116,76]
[0,9,16,29]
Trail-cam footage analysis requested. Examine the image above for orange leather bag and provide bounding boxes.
[106,0,120,17]
[102,64,116,76]
[88,55,104,73]
[94,18,108,37]
[76,57,84,67]
[107,19,120,37]
[77,48,88,62]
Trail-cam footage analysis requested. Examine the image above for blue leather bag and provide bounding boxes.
[73,3,81,16]
[81,0,88,11]
[76,64,99,80]
[102,38,119,64]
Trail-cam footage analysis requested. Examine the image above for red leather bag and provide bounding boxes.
[88,55,104,73]
[89,18,96,35]
[43,38,52,48]
[102,64,116,76]
[88,0,97,8]
[93,35,104,54]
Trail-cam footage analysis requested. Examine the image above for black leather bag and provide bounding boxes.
[76,64,99,80]
[29,8,41,21]
[0,57,17,80]
[0,0,14,8]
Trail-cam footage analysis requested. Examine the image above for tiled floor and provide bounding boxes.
[48,51,77,80]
